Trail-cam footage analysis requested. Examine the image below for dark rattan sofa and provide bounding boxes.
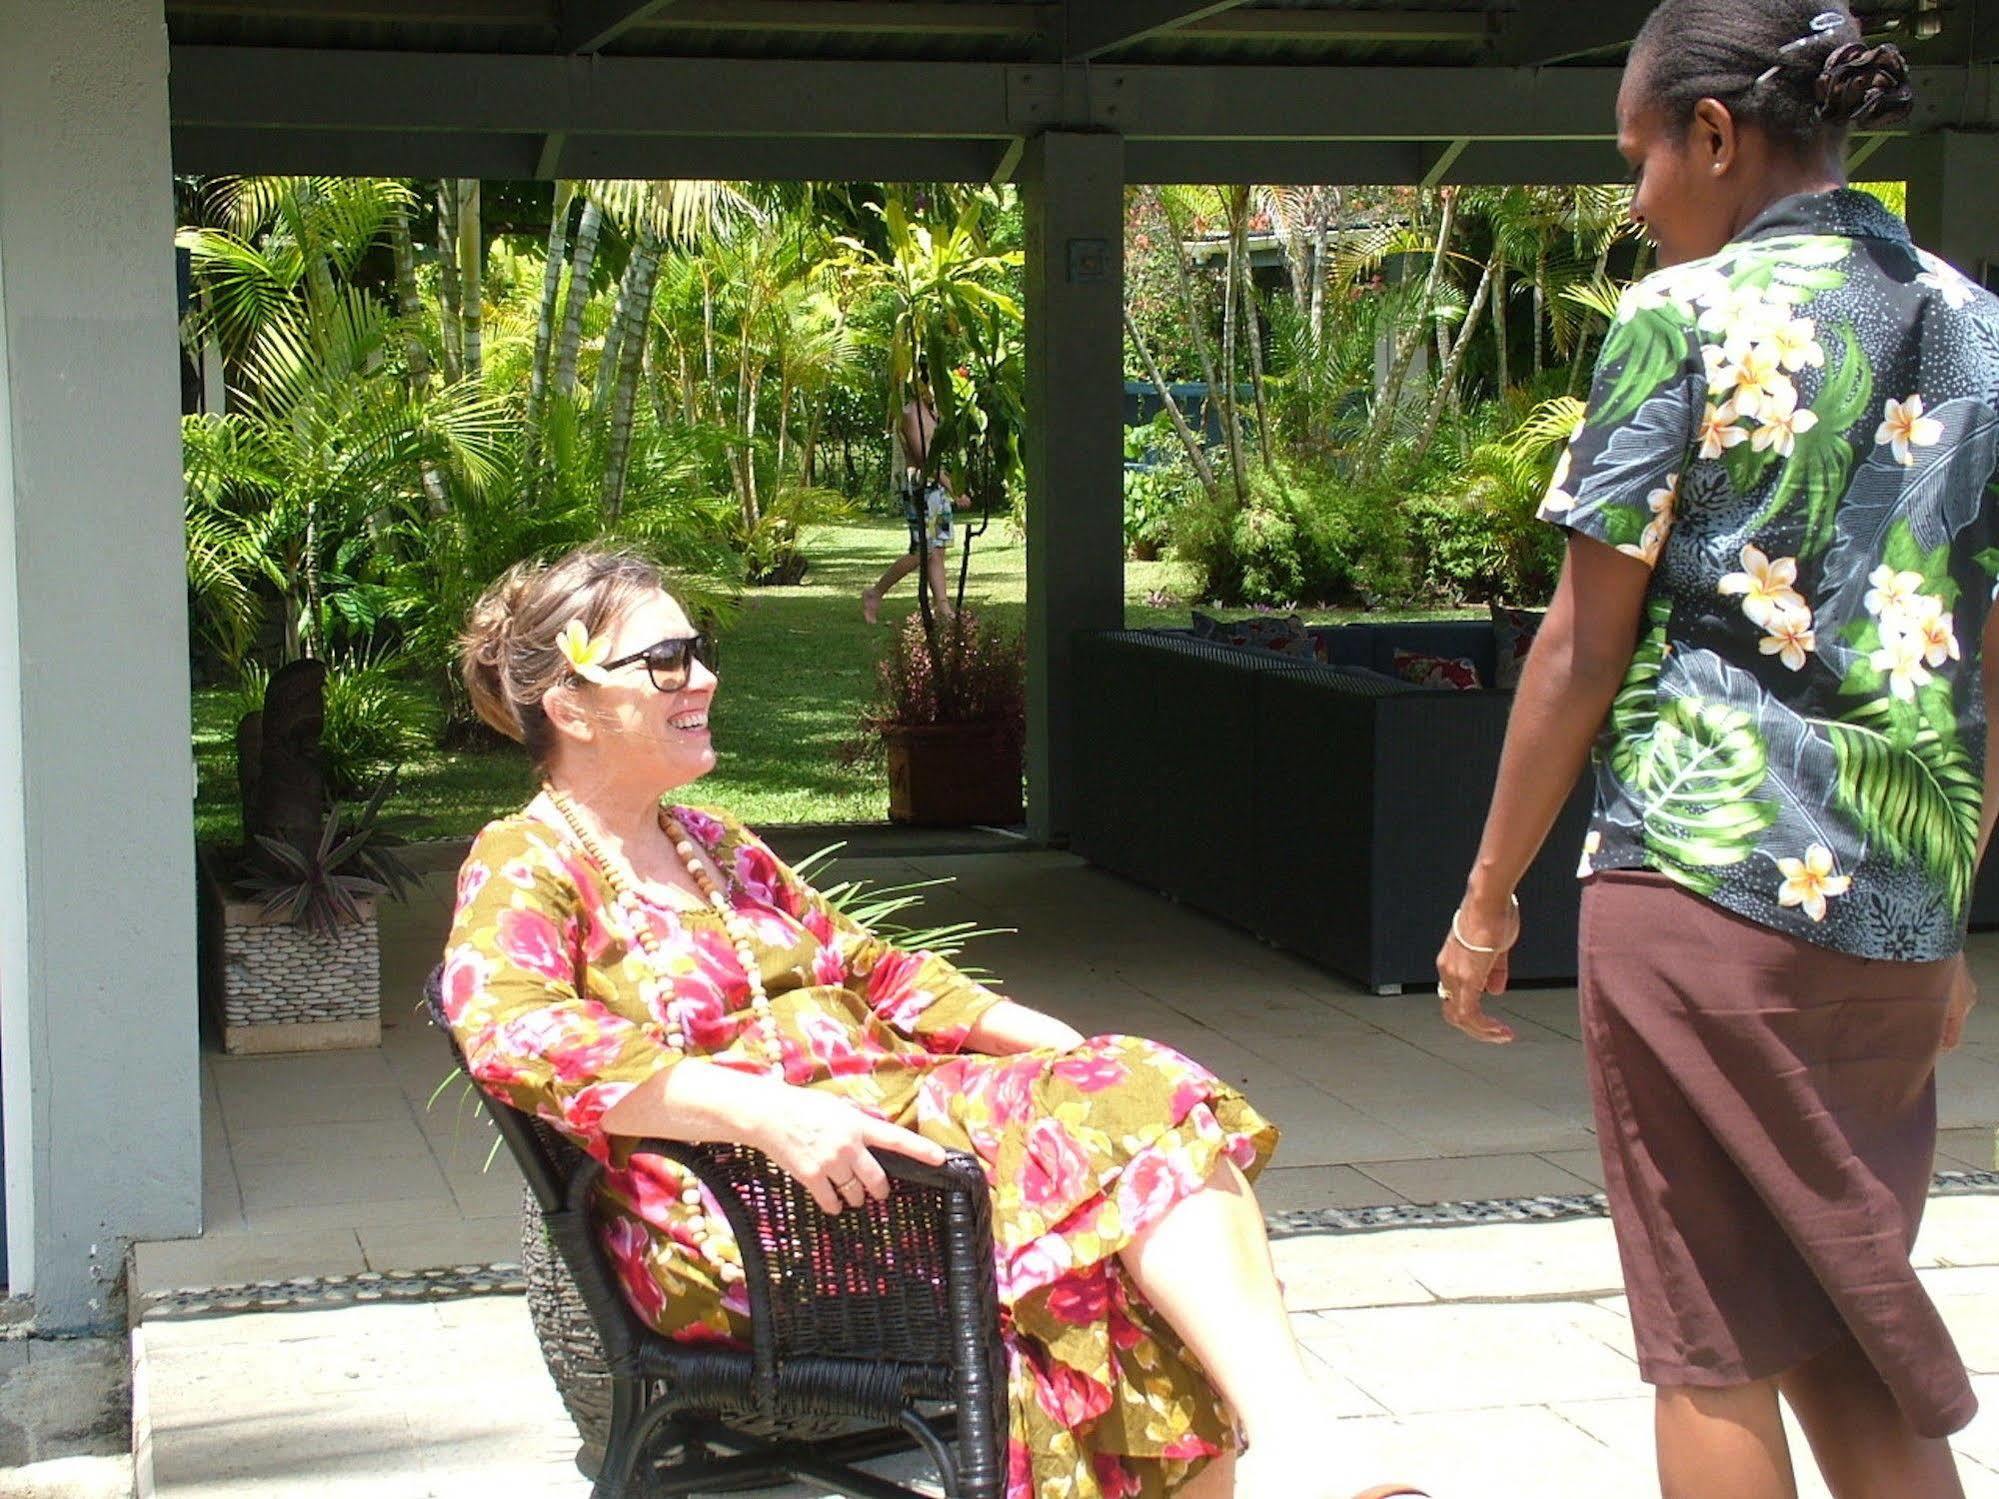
[1070,622,1591,993]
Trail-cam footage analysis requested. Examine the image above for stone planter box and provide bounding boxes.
[198,850,382,1053]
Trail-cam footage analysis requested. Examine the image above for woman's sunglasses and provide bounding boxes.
[596,633,716,692]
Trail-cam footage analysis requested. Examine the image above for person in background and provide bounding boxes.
[862,367,970,625]
[1437,4,1992,1495]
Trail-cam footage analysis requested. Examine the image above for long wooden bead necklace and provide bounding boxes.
[542,784,780,1070]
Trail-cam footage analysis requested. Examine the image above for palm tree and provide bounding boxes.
[183,288,508,660]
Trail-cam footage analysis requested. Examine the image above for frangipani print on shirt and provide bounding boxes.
[1543,189,1999,961]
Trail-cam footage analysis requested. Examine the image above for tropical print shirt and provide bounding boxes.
[1543,189,1999,961]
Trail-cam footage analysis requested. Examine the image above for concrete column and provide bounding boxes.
[1022,131,1126,844]
[0,0,200,1328]
[1906,131,1999,285]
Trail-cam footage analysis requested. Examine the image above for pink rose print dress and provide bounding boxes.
[442,804,1278,1498]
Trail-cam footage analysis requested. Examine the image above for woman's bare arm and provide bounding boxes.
[1437,534,1654,1043]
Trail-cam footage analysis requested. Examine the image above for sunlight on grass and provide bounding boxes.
[193,517,1470,842]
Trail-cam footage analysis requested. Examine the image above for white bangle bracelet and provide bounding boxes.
[1451,895,1520,956]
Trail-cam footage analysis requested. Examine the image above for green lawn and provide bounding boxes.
[193,517,1470,842]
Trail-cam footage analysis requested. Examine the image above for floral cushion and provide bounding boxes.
[1489,604,1544,690]
[1191,611,1319,659]
[1392,649,1482,691]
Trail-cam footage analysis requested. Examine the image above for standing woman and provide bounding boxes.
[1438,4,1998,1495]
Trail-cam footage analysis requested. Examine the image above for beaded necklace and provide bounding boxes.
[542,784,780,1071]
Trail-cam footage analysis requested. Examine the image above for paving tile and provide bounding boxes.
[1537,1148,1609,1190]
[358,1216,521,1274]
[218,1082,423,1134]
[236,1150,452,1213]
[1271,1235,1436,1312]
[226,1197,455,1239]
[1255,1164,1407,1214]
[1295,1301,1640,1415]
[1943,1126,1999,1171]
[1306,1402,1643,1498]
[1921,1195,1999,1269]
[1277,1035,1591,1157]
[226,1118,436,1169]
[1248,1084,1441,1169]
[1394,1218,1626,1302]
[1354,1151,1598,1206]
[133,1229,366,1299]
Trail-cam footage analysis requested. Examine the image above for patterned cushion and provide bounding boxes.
[1489,604,1544,690]
[1191,611,1320,659]
[1392,649,1482,691]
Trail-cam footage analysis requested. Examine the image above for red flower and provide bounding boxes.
[1163,1433,1223,1461]
[454,860,489,906]
[1116,1149,1201,1236]
[733,843,789,911]
[1019,1118,1094,1212]
[558,1080,633,1145]
[1029,1351,1109,1427]
[601,1216,666,1326]
[495,907,572,983]
[1051,1050,1128,1093]
[1042,1267,1110,1326]
[438,947,493,1023]
[1093,1453,1143,1498]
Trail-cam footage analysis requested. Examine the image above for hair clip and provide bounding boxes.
[1780,9,1848,50]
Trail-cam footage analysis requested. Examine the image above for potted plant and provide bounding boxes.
[850,609,1026,827]
[201,659,417,1053]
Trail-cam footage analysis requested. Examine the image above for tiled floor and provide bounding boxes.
[144,842,1999,1294]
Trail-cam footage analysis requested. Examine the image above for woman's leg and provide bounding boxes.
[1116,1159,1353,1496]
[1777,1334,1965,1499]
[861,551,918,622]
[1654,1382,1797,1499]
[923,544,953,618]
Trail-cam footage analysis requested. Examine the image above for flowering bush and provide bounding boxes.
[846,608,1026,757]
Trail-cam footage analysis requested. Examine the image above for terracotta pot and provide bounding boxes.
[882,719,1024,827]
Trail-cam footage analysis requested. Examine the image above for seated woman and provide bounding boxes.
[442,546,1417,1499]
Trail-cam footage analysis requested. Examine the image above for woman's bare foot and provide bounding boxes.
[860,587,881,624]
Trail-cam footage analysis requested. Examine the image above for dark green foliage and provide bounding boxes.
[237,773,421,937]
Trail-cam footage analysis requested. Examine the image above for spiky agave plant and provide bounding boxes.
[238,774,421,938]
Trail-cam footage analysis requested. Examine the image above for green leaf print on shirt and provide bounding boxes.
[1751,321,1874,553]
[1635,696,1781,894]
[1603,605,1778,894]
[1826,718,1980,917]
[1595,304,1693,430]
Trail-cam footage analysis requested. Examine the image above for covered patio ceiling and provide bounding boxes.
[166,0,1989,186]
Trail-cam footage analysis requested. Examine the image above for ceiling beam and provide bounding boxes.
[167,46,1998,148]
[1419,138,1470,188]
[171,124,1010,181]
[1064,0,1251,61]
[640,2,1054,35]
[558,0,680,53]
[1497,0,1653,66]
[1181,11,1489,43]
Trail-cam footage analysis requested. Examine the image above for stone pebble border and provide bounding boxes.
[136,1170,1999,1323]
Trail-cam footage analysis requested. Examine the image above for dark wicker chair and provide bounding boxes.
[423,968,1008,1499]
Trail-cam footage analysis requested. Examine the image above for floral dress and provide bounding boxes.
[441,803,1277,1498]
[1543,188,1999,961]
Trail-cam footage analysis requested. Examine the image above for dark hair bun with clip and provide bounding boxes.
[1815,41,1914,127]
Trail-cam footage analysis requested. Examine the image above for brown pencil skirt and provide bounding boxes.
[1580,869,1976,1438]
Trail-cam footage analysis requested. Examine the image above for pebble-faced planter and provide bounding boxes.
[200,851,382,1053]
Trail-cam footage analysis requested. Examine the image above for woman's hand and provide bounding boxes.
[745,1086,948,1215]
[1435,894,1520,1046]
[1942,953,1978,1053]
